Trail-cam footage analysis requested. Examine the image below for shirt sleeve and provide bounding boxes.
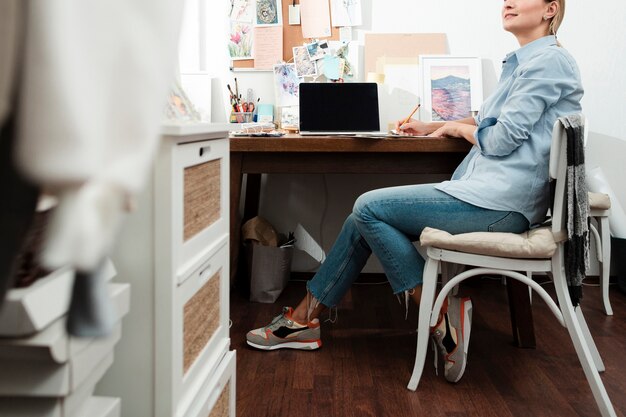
[476,51,577,157]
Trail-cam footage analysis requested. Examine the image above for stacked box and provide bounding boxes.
[0,260,130,417]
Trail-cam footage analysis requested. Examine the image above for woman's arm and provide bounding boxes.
[396,116,476,136]
[429,120,478,145]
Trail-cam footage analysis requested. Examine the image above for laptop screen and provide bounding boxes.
[299,83,380,132]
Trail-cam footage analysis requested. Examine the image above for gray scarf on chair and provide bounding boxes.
[559,114,589,306]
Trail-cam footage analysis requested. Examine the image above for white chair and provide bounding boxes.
[407,117,617,417]
[588,192,612,315]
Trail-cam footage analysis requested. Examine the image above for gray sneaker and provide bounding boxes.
[431,296,473,383]
[246,307,322,351]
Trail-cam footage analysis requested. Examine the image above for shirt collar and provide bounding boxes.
[503,35,557,65]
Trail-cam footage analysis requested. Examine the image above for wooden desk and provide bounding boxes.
[230,134,471,277]
[229,133,535,347]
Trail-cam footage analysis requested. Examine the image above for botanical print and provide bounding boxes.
[228,21,253,60]
[257,0,281,25]
[430,66,471,121]
[273,64,300,107]
[230,0,254,22]
[293,46,317,77]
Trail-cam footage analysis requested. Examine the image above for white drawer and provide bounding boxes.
[156,242,231,417]
[184,351,236,417]
[171,137,230,284]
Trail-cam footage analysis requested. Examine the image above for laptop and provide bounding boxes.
[299,83,387,136]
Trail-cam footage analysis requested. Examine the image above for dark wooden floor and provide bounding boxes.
[230,278,626,417]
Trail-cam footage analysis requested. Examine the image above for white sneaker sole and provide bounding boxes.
[246,340,321,351]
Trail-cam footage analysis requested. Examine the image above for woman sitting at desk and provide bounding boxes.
[247,0,582,384]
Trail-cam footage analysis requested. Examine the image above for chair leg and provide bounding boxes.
[442,262,463,296]
[575,307,605,372]
[407,257,439,391]
[552,257,616,417]
[599,217,613,316]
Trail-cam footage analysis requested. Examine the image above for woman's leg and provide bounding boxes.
[248,183,528,350]
[294,183,528,321]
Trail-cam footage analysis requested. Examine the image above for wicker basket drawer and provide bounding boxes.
[185,351,236,417]
[169,136,229,285]
[174,241,230,416]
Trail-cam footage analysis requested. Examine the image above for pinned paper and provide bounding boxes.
[305,40,328,60]
[288,4,301,24]
[228,21,253,60]
[322,55,342,79]
[330,0,362,27]
[254,26,283,70]
[256,0,283,26]
[273,63,300,107]
[339,26,352,42]
[293,46,318,77]
[230,0,254,22]
[300,0,332,38]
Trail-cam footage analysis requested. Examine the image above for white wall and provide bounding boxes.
[202,1,626,271]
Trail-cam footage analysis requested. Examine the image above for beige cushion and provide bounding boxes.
[588,192,611,210]
[419,227,557,259]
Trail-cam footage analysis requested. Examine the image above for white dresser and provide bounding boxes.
[97,125,235,417]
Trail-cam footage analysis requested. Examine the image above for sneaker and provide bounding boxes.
[246,307,322,351]
[431,296,473,383]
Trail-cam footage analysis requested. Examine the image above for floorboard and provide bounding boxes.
[231,278,626,417]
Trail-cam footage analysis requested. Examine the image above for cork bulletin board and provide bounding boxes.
[232,0,341,69]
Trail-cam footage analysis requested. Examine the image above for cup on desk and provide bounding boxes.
[230,111,254,123]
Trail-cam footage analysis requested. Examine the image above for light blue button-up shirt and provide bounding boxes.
[436,35,583,226]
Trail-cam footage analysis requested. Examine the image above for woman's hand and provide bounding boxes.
[429,121,477,145]
[395,118,433,136]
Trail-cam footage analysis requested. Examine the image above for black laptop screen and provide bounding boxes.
[299,83,380,132]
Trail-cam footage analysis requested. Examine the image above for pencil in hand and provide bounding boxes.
[399,103,421,128]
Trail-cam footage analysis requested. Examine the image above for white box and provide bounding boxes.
[0,259,117,337]
[74,396,120,417]
[0,352,114,417]
[0,324,121,396]
[0,284,129,396]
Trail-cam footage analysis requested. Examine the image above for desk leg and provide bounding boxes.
[243,173,262,223]
[230,153,243,285]
[506,277,536,348]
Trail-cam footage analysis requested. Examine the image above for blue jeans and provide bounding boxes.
[306,183,529,307]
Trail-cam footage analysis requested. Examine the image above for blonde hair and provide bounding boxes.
[546,0,565,35]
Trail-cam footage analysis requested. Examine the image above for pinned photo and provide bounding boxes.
[256,0,283,25]
[305,40,328,61]
[293,46,318,77]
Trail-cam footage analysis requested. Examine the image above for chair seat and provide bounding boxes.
[589,192,611,210]
[419,226,557,259]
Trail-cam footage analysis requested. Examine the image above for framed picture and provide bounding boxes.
[419,56,483,122]
[163,82,201,123]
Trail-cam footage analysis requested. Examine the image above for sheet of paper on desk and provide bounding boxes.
[294,224,326,263]
[300,0,332,38]
[254,26,283,70]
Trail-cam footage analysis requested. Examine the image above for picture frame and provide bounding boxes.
[163,82,201,123]
[419,56,483,122]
